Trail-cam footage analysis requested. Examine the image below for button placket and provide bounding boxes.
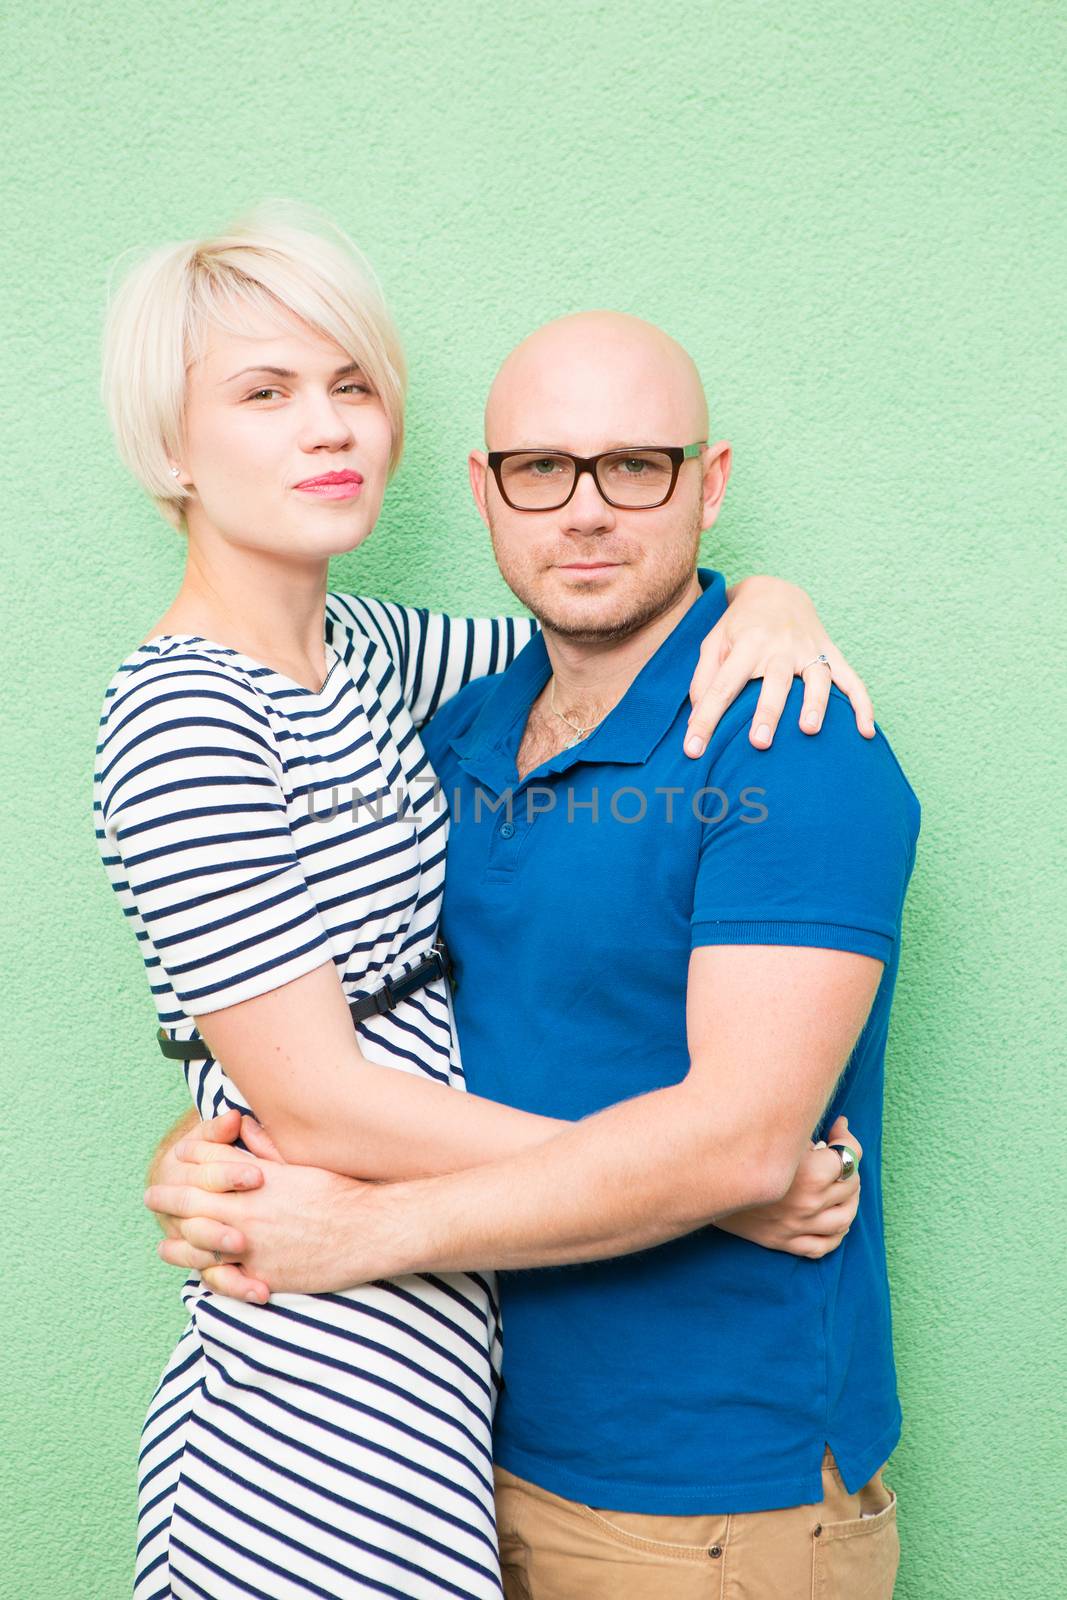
[484,797,526,877]
[480,770,558,877]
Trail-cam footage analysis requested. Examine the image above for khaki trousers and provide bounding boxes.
[495,1447,899,1600]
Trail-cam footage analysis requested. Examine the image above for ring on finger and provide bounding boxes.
[801,652,831,675]
[828,1142,859,1181]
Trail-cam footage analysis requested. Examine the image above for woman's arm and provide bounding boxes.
[325,592,539,726]
[191,957,563,1180]
[99,660,562,1188]
[327,577,876,750]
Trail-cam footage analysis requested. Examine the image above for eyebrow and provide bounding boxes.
[504,441,664,453]
[220,362,365,386]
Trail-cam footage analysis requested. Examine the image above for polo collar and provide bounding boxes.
[451,567,728,790]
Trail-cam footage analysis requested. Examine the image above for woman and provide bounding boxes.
[95,203,871,1600]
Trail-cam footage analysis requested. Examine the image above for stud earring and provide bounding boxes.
[169,466,181,479]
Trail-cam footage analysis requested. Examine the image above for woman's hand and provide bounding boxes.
[714,1116,863,1258]
[685,576,875,756]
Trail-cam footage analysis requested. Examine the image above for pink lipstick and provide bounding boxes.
[295,470,364,500]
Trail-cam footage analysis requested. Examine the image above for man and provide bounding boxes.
[150,311,919,1597]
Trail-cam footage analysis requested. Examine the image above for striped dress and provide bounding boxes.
[93,593,538,1600]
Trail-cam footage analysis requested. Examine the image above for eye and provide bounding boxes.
[245,387,282,402]
[337,381,373,396]
[529,458,564,475]
[601,451,672,483]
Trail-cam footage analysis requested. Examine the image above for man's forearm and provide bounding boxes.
[154,949,877,1295]
[331,1079,805,1284]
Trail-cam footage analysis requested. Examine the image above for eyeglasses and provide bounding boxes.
[487,442,707,511]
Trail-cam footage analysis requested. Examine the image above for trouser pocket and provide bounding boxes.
[812,1483,900,1599]
[495,1465,727,1600]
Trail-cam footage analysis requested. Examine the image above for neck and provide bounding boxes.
[151,521,331,677]
[542,570,703,709]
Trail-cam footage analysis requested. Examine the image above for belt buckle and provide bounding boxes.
[372,980,397,1015]
[433,939,453,984]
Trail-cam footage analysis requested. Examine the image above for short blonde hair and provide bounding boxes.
[101,200,406,531]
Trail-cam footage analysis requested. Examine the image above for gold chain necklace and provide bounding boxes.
[549,675,609,750]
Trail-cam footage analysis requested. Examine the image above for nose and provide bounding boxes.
[297,387,355,453]
[560,465,616,537]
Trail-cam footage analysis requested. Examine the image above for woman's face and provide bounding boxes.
[176,302,394,560]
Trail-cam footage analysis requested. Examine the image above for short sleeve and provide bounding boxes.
[97,657,333,1014]
[326,592,540,726]
[691,685,921,964]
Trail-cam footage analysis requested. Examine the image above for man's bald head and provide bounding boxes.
[469,309,730,647]
[485,311,708,452]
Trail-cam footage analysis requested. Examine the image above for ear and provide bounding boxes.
[469,449,491,529]
[167,456,192,490]
[700,441,732,532]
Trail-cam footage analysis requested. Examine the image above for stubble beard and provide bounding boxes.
[494,513,704,645]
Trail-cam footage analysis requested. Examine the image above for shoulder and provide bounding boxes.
[420,674,498,766]
[95,642,285,825]
[97,638,273,745]
[708,680,921,837]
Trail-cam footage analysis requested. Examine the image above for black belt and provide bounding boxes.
[348,941,454,1025]
[156,941,455,1062]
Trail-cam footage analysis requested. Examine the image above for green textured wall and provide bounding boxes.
[2,4,1063,1596]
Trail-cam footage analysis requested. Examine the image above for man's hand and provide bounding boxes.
[146,1111,280,1302]
[145,1130,375,1299]
[152,1110,267,1205]
[714,1115,863,1257]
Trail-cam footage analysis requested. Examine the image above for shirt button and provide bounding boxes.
[499,821,516,839]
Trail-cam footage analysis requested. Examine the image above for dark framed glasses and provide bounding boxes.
[487,441,707,511]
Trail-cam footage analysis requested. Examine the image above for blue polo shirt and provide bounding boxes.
[421,568,921,1514]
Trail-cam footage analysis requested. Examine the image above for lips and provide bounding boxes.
[294,469,365,500]
[295,470,364,488]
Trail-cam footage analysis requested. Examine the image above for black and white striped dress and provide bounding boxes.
[93,594,537,1600]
